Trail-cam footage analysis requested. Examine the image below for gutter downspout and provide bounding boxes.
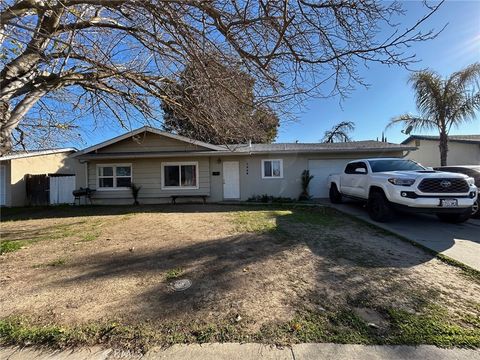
[84,161,88,190]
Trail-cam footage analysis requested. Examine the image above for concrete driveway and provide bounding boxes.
[325,200,480,271]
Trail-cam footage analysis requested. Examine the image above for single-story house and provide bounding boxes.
[402,135,480,167]
[72,126,415,204]
[0,148,77,207]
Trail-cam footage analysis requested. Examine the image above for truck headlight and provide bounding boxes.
[388,178,415,186]
[467,177,475,186]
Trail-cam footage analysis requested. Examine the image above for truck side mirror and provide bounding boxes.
[355,168,367,174]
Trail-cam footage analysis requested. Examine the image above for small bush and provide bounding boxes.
[247,194,294,203]
[299,170,314,201]
[130,183,142,205]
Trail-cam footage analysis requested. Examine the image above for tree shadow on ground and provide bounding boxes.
[40,207,437,325]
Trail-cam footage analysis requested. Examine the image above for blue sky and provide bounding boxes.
[277,0,480,144]
[76,1,480,147]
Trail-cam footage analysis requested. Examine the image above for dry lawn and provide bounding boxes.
[0,204,479,350]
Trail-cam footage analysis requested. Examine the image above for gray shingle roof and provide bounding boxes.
[222,140,414,153]
[402,135,480,145]
[75,126,414,159]
[0,148,76,161]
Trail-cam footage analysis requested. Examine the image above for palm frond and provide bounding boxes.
[408,71,444,121]
[449,62,480,91]
[386,114,439,131]
[448,92,480,129]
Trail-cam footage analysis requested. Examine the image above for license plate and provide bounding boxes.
[440,199,458,207]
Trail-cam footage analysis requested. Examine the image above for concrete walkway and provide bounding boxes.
[1,344,480,360]
[325,200,480,271]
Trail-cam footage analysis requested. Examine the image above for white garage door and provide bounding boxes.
[308,159,350,198]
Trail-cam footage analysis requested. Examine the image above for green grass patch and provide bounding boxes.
[284,207,341,227]
[0,240,24,254]
[1,219,105,254]
[1,222,80,254]
[165,268,183,281]
[81,232,99,242]
[0,317,251,352]
[258,304,480,348]
[258,308,374,345]
[232,209,291,234]
[386,306,480,347]
[0,318,77,347]
[232,206,341,235]
[1,301,479,352]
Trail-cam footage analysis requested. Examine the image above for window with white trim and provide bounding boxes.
[97,164,132,189]
[262,159,283,178]
[162,162,198,189]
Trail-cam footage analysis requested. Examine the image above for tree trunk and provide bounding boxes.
[0,88,46,155]
[439,129,448,166]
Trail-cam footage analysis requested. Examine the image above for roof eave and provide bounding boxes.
[402,135,480,145]
[75,146,415,160]
[0,148,77,161]
[73,126,223,157]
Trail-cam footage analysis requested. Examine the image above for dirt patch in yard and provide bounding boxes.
[0,205,479,349]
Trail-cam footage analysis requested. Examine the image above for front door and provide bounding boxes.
[223,161,240,199]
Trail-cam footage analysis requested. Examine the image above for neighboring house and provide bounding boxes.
[402,135,480,167]
[72,126,414,204]
[0,148,76,207]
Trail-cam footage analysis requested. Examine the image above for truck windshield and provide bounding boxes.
[368,160,425,173]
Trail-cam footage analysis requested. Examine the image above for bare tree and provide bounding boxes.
[322,121,355,143]
[162,56,279,144]
[1,0,443,154]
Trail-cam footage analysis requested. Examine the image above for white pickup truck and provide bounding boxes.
[328,158,478,223]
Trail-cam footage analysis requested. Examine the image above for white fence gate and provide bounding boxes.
[49,175,75,205]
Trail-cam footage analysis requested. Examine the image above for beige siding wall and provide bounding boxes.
[8,153,76,207]
[74,161,88,189]
[87,157,210,204]
[82,151,405,204]
[405,140,480,167]
[210,151,405,202]
[97,132,210,153]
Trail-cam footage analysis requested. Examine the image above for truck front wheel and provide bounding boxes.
[329,184,342,204]
[367,190,394,222]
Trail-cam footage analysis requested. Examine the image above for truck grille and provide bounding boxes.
[418,178,469,193]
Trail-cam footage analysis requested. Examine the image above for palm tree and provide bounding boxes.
[388,63,480,166]
[322,121,355,143]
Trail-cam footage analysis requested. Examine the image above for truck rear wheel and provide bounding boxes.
[437,210,471,224]
[367,190,394,222]
[329,184,342,204]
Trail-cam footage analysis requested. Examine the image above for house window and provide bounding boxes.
[162,162,198,189]
[262,159,283,179]
[97,164,132,189]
